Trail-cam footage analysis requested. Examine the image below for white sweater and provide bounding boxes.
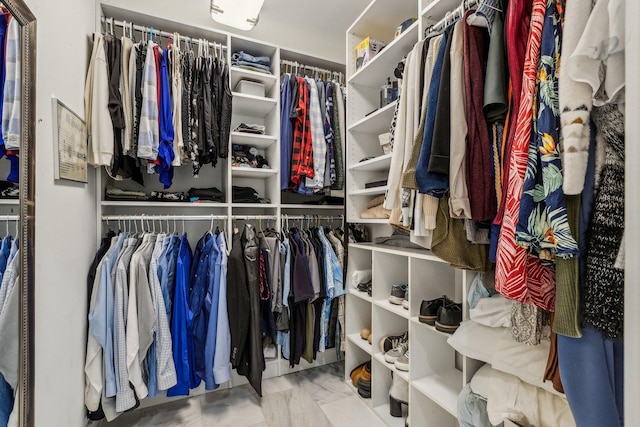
[84,33,114,166]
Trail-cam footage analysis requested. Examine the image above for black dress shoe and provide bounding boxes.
[419,295,453,325]
[435,303,463,333]
[357,279,372,292]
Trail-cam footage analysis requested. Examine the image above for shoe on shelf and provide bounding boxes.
[419,295,454,325]
[367,334,372,345]
[435,302,463,334]
[402,287,409,310]
[389,373,409,417]
[395,351,409,371]
[357,363,372,399]
[379,331,408,353]
[384,341,408,364]
[350,361,370,387]
[360,328,371,340]
[389,283,408,305]
[357,279,372,293]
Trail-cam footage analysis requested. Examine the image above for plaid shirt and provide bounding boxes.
[305,77,327,189]
[290,77,314,186]
[137,42,159,160]
[2,17,19,150]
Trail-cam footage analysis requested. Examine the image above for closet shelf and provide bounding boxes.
[411,369,463,417]
[349,153,393,172]
[348,100,397,134]
[349,288,373,303]
[231,167,277,178]
[232,92,277,117]
[374,299,410,319]
[348,20,419,88]
[229,66,278,92]
[281,204,345,210]
[347,333,373,355]
[230,132,277,149]
[422,0,464,25]
[410,317,453,339]
[350,186,388,196]
[373,403,406,427]
[349,242,447,263]
[373,352,410,381]
[352,218,390,224]
[231,203,278,209]
[101,201,228,208]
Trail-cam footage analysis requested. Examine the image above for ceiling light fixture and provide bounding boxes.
[210,0,265,31]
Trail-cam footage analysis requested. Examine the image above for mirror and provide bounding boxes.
[0,0,35,427]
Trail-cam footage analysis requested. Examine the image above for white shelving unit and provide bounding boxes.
[96,2,347,408]
[344,1,485,426]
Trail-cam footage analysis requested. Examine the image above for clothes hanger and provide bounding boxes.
[209,214,215,235]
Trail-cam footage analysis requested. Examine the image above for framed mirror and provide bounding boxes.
[0,0,35,427]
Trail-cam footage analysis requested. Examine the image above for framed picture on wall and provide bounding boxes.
[52,97,87,183]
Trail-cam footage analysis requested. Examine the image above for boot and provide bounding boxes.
[389,373,408,417]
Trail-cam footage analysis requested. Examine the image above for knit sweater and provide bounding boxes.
[583,104,625,340]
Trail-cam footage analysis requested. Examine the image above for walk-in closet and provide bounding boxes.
[0,0,637,426]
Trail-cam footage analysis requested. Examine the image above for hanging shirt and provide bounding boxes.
[305,77,327,190]
[324,82,337,187]
[168,234,195,397]
[158,48,176,188]
[212,233,231,385]
[204,234,221,390]
[137,42,160,161]
[280,74,294,189]
[290,77,314,187]
[169,43,184,166]
[2,17,20,152]
[189,233,214,382]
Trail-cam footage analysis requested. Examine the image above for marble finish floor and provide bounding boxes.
[92,363,385,427]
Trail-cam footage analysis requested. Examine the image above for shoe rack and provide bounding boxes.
[344,0,485,425]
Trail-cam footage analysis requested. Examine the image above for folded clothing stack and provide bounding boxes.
[234,123,266,135]
[188,187,224,202]
[360,195,390,219]
[232,51,272,74]
[232,186,271,204]
[105,185,148,201]
[149,191,187,202]
[0,181,18,199]
[232,144,270,169]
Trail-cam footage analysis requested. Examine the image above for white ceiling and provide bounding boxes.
[102,0,371,64]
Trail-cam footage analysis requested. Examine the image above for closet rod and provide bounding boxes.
[0,215,19,221]
[282,215,344,220]
[101,17,228,51]
[424,0,479,37]
[101,214,281,221]
[280,59,344,82]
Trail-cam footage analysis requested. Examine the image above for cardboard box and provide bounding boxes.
[354,37,387,71]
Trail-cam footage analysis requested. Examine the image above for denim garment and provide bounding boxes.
[213,234,231,385]
[0,236,11,289]
[168,234,195,396]
[158,48,176,189]
[232,51,271,66]
[415,26,452,196]
[204,236,221,390]
[280,74,293,189]
[190,234,214,381]
[457,384,493,427]
[232,60,271,73]
[88,233,126,398]
[0,373,12,427]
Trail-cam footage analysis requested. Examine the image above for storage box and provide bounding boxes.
[354,37,387,71]
[234,80,265,97]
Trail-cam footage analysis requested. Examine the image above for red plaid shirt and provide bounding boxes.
[290,77,314,186]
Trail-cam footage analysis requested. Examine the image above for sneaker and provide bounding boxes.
[395,351,409,371]
[419,295,454,325]
[389,283,408,305]
[435,302,463,333]
[402,288,409,310]
[379,331,408,353]
[357,279,372,293]
[384,341,408,364]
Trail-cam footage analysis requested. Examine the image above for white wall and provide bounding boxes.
[28,0,98,425]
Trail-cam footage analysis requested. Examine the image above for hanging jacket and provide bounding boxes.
[227,231,250,369]
[212,233,232,385]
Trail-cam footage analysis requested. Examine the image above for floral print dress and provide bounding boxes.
[515,0,578,263]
